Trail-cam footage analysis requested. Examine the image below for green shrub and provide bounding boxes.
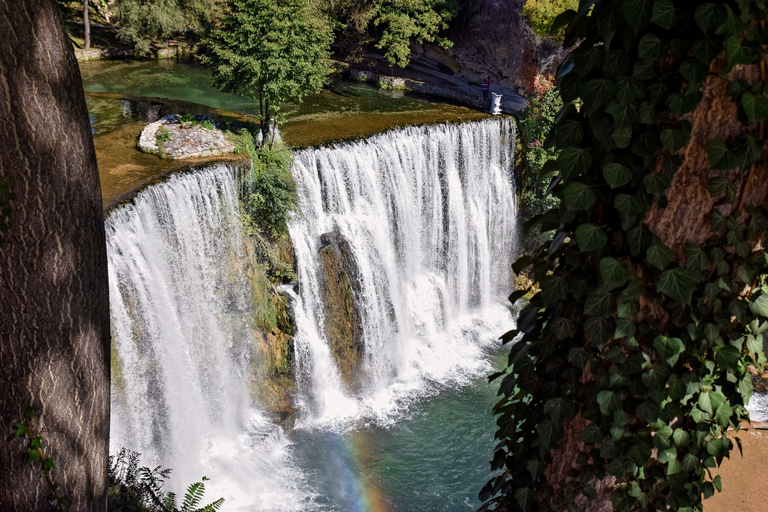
[156,127,171,143]
[523,0,578,39]
[242,142,297,240]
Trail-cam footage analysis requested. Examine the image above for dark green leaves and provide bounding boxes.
[583,79,616,111]
[597,390,622,414]
[694,3,727,33]
[654,336,685,367]
[647,243,673,270]
[575,223,608,251]
[651,0,676,29]
[615,194,648,217]
[657,267,702,305]
[706,138,740,170]
[603,163,633,188]
[544,397,575,423]
[540,275,569,306]
[558,147,593,179]
[600,257,631,288]
[556,120,584,147]
[660,129,689,152]
[638,34,666,60]
[742,92,768,123]
[564,182,596,210]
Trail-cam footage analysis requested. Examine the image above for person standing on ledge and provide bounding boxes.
[481,77,491,99]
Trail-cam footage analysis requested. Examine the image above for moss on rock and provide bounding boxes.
[318,229,364,392]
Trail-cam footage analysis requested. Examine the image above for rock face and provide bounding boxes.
[414,0,525,92]
[318,230,364,391]
[138,114,235,159]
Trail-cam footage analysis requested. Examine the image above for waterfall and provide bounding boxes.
[107,119,518,510]
[288,118,518,424]
[106,164,309,510]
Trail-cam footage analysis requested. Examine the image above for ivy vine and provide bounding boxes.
[482,1,766,511]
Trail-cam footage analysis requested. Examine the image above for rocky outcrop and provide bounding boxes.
[318,229,364,392]
[413,0,525,93]
[138,114,235,159]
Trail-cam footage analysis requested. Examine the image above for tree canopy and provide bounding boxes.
[201,0,333,142]
[483,0,767,511]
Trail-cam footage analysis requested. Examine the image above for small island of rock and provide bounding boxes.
[138,114,236,159]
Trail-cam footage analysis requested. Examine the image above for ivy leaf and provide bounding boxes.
[563,182,596,210]
[575,223,607,251]
[556,120,584,147]
[544,397,576,424]
[600,257,631,288]
[685,244,707,271]
[637,401,661,424]
[647,243,673,270]
[673,428,691,448]
[615,76,645,103]
[749,293,768,317]
[660,129,688,152]
[742,92,768,123]
[642,363,670,390]
[638,33,666,60]
[654,336,685,367]
[620,0,653,30]
[651,0,676,29]
[627,225,653,255]
[693,36,723,64]
[585,316,615,347]
[714,403,733,427]
[597,390,622,415]
[668,91,702,115]
[706,138,740,170]
[725,36,754,69]
[643,172,671,195]
[550,317,578,341]
[514,487,537,512]
[603,163,633,188]
[611,125,633,148]
[537,419,561,449]
[558,147,593,179]
[584,290,614,316]
[540,275,569,306]
[679,59,709,84]
[583,79,617,112]
[694,3,727,33]
[603,51,630,77]
[657,267,701,305]
[582,423,603,443]
[615,194,648,217]
[633,58,657,80]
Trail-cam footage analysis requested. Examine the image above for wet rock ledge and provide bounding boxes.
[138,114,235,159]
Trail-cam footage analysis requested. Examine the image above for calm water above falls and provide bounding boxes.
[107,119,517,511]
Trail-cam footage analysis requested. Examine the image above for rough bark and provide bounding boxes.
[0,0,110,510]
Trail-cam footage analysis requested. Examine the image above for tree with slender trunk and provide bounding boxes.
[0,0,110,510]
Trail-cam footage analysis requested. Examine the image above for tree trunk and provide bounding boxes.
[84,0,90,50]
[0,0,110,510]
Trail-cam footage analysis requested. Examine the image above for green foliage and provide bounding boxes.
[483,1,767,511]
[241,141,297,240]
[523,0,579,39]
[156,127,171,143]
[516,84,562,254]
[114,0,218,55]
[201,0,333,142]
[108,448,224,512]
[365,0,459,67]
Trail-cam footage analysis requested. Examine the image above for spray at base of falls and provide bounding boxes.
[107,119,518,511]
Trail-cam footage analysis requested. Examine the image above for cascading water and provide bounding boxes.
[107,164,309,510]
[108,119,519,511]
[288,118,518,425]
